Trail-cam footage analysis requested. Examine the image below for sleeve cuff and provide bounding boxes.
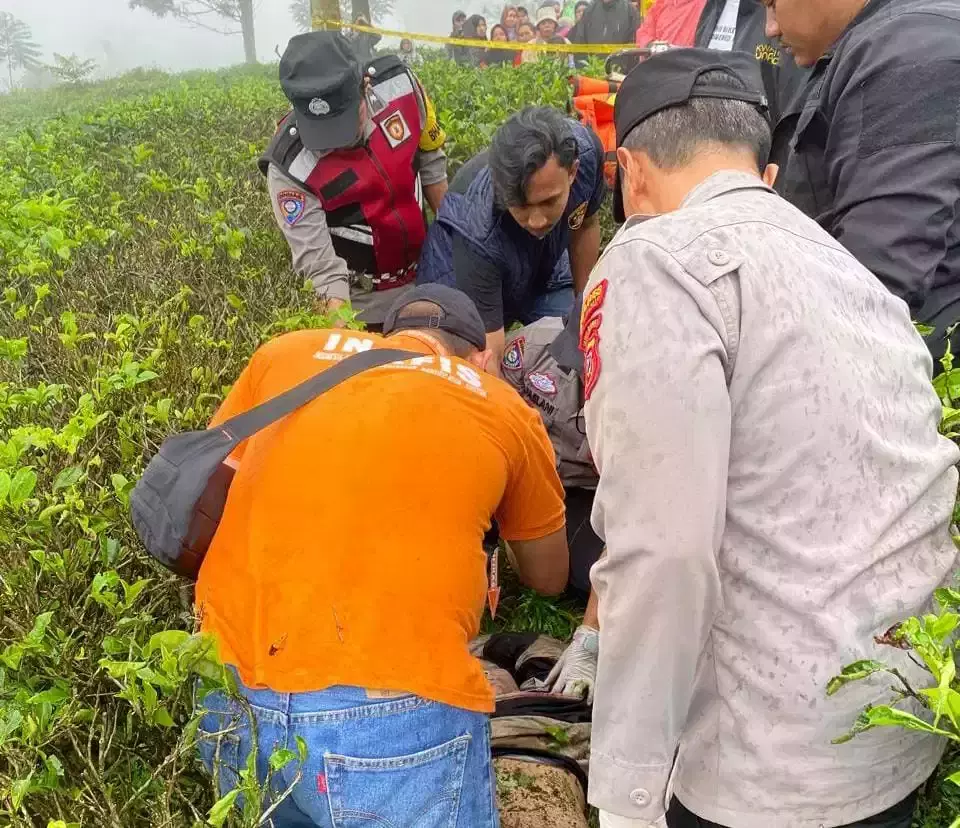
[499,512,566,543]
[418,148,449,186]
[588,751,672,821]
[312,275,351,302]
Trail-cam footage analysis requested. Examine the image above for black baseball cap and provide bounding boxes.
[383,284,488,351]
[279,32,363,153]
[612,48,769,222]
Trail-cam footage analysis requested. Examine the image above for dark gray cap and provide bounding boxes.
[613,48,768,222]
[279,32,362,153]
[383,284,488,351]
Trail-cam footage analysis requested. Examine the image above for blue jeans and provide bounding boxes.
[524,286,575,325]
[196,677,499,828]
[520,250,575,325]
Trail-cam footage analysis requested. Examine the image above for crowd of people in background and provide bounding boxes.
[446,0,643,67]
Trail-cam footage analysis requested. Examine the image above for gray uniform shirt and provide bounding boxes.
[584,171,959,827]
[503,317,598,489]
[267,78,447,320]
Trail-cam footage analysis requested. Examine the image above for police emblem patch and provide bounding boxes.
[580,279,608,402]
[568,201,588,230]
[502,337,525,372]
[528,372,558,397]
[308,97,331,116]
[277,189,306,227]
[381,112,411,148]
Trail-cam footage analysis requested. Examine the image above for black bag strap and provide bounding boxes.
[217,348,419,444]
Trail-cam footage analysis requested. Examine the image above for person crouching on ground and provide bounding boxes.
[418,106,606,370]
[194,284,569,828]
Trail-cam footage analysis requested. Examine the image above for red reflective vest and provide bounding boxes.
[260,57,426,288]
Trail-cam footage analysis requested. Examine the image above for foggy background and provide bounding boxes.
[2,0,478,85]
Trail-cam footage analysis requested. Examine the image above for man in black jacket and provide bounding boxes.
[694,0,807,126]
[570,0,639,46]
[767,0,960,364]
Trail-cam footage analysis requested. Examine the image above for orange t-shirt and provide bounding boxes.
[196,329,565,712]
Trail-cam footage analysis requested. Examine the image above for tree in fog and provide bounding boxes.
[49,53,98,86]
[290,0,395,31]
[0,12,42,91]
[129,0,257,65]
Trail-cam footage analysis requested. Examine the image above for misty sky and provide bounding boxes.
[4,0,473,77]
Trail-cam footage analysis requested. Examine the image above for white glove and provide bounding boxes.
[546,624,599,703]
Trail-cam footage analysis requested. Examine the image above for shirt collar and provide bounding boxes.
[822,0,884,60]
[680,169,773,209]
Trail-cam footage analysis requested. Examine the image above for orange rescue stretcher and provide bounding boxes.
[570,75,621,188]
[569,46,672,188]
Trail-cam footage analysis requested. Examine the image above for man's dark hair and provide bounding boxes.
[396,301,477,358]
[622,70,771,169]
[489,106,579,208]
[518,6,528,13]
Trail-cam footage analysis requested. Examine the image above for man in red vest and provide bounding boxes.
[260,32,449,326]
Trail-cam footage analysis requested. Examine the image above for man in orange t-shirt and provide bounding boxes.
[194,284,568,828]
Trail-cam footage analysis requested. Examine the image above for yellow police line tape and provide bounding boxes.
[312,17,632,55]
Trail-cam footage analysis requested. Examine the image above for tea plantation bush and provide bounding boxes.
[0,57,958,827]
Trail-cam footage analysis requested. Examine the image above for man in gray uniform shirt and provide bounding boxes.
[584,49,959,828]
[501,302,605,703]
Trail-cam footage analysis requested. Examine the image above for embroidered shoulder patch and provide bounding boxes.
[568,201,588,230]
[528,372,558,397]
[502,337,525,372]
[276,189,306,227]
[581,279,607,325]
[381,111,412,148]
[580,279,608,402]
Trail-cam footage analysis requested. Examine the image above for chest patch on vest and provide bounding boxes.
[580,279,607,402]
[502,337,525,372]
[381,112,412,148]
[568,201,588,230]
[528,372,558,397]
[277,189,306,227]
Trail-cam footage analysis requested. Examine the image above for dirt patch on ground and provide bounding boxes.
[495,757,589,828]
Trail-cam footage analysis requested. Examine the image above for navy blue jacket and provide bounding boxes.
[417,120,606,331]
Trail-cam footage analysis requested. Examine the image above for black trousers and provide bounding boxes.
[564,486,603,599]
[483,486,603,600]
[666,790,919,828]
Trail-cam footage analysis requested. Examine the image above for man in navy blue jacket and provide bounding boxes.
[417,107,606,369]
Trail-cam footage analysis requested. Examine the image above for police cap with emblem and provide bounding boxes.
[383,284,488,352]
[613,48,769,222]
[280,32,363,153]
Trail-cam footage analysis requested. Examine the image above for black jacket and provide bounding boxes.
[694,0,808,127]
[771,0,960,361]
[570,0,640,45]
